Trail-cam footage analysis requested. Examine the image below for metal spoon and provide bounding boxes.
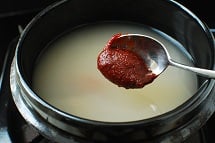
[110,34,215,78]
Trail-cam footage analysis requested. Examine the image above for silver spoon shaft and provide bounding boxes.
[169,59,215,79]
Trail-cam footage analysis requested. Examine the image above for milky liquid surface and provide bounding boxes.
[32,22,198,122]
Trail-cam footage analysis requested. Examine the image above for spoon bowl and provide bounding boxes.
[111,34,215,78]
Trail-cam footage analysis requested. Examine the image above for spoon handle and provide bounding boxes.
[169,59,215,79]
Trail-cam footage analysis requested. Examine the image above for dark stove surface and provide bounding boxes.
[0,0,215,143]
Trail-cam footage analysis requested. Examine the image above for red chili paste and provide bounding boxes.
[97,34,157,89]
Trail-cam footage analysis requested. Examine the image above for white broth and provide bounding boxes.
[32,22,197,122]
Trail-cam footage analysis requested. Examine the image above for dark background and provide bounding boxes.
[0,0,214,25]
